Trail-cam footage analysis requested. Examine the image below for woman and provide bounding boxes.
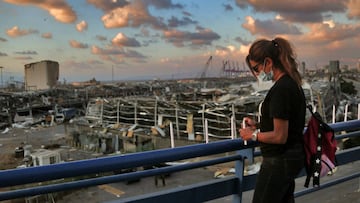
[239,37,306,203]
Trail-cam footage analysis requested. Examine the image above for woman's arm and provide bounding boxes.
[240,118,288,144]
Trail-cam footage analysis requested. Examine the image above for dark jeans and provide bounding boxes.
[253,147,304,203]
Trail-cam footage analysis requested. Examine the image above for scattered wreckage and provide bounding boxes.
[1,75,359,161]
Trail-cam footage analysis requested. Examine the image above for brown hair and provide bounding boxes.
[246,37,302,86]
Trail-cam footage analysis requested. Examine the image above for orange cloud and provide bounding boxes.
[112,33,141,47]
[41,32,52,39]
[279,21,360,67]
[69,40,88,49]
[76,20,88,32]
[347,0,360,19]
[88,0,165,30]
[6,26,38,37]
[4,0,77,23]
[242,16,301,36]
[91,45,146,64]
[101,1,155,28]
[91,46,125,64]
[302,22,360,44]
[242,16,256,35]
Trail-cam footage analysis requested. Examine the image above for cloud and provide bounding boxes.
[167,16,197,27]
[347,0,360,19]
[86,59,104,65]
[276,21,360,67]
[96,35,107,41]
[144,0,184,9]
[182,11,192,17]
[6,26,38,37]
[62,60,91,70]
[234,36,251,45]
[235,0,347,23]
[14,56,33,60]
[89,0,166,30]
[223,3,233,11]
[163,27,221,47]
[14,50,38,55]
[76,20,88,32]
[0,52,8,56]
[4,0,77,23]
[214,45,235,57]
[213,43,250,61]
[232,0,359,67]
[323,20,335,28]
[91,46,124,55]
[0,37,7,42]
[139,27,151,37]
[69,40,89,49]
[41,32,52,39]
[242,16,302,36]
[111,33,141,47]
[86,0,130,12]
[300,22,360,44]
[91,45,146,63]
[62,59,103,71]
[88,0,186,34]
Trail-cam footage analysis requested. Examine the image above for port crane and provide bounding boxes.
[199,56,212,78]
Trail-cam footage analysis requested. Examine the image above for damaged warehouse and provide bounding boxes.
[1,70,262,157]
[66,86,262,155]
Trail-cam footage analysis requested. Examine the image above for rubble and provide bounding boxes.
[0,72,358,160]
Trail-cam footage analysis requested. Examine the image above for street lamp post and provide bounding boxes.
[0,66,3,88]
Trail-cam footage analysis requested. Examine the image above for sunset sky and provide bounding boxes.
[0,0,359,82]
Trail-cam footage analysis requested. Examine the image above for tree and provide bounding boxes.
[340,78,357,95]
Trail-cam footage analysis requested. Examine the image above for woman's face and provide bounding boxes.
[248,59,264,76]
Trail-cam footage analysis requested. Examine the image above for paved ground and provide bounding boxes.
[54,160,359,203]
[0,124,68,170]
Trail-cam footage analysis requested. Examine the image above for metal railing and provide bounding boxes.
[0,120,360,202]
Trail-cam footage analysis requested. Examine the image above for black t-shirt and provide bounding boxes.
[259,74,306,157]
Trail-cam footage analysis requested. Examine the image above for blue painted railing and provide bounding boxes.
[0,120,360,202]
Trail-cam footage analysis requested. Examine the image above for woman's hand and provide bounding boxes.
[239,117,257,141]
[239,127,254,141]
[242,117,257,130]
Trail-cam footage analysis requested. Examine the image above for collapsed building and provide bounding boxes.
[65,78,260,154]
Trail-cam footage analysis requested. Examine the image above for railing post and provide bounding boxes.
[233,146,255,203]
[205,119,209,143]
[239,147,255,164]
[233,149,247,203]
[170,122,175,148]
[332,105,336,123]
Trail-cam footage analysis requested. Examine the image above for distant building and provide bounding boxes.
[24,60,59,90]
[341,64,349,71]
[301,61,306,75]
[329,60,340,74]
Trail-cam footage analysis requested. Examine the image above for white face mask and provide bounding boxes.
[257,60,273,82]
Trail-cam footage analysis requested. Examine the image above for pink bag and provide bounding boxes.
[304,108,337,187]
[320,154,336,177]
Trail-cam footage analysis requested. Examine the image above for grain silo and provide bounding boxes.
[24,60,59,90]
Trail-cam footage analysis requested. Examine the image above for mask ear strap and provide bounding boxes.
[263,59,268,72]
[264,58,274,73]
